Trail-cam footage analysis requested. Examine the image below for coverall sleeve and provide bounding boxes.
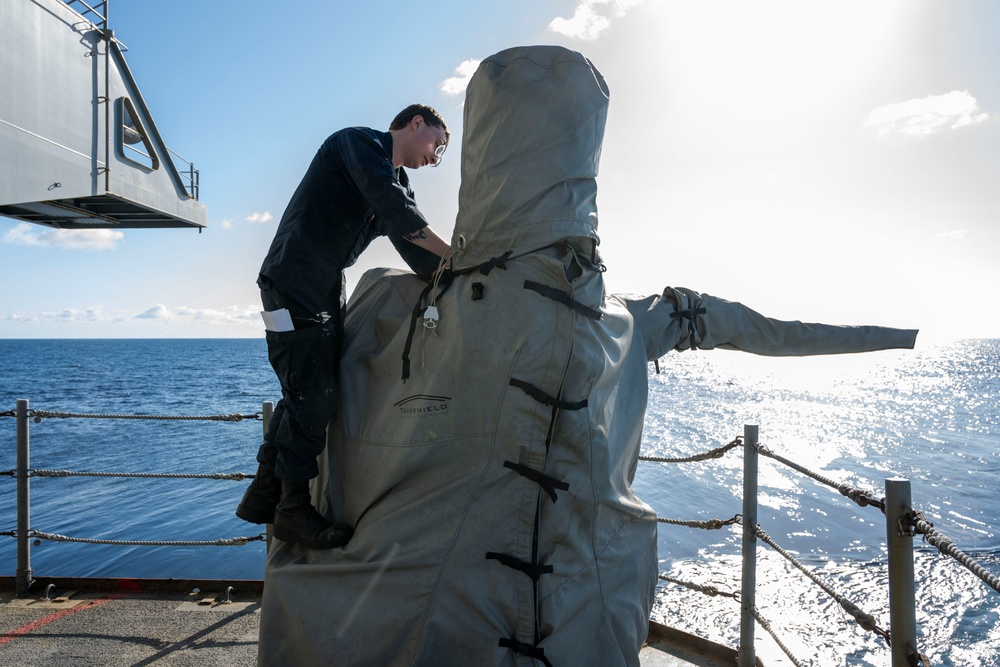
[388,235,444,282]
[612,287,918,362]
[337,129,429,240]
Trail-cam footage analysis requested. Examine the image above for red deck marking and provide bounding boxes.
[0,594,122,647]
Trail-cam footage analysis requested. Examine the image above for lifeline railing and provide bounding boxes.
[2,399,271,599]
[3,401,1000,666]
[642,425,1000,667]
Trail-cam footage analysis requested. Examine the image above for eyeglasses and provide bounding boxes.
[430,134,447,167]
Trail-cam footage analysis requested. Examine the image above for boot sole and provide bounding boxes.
[235,503,275,525]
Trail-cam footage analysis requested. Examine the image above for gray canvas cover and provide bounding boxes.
[258,46,918,666]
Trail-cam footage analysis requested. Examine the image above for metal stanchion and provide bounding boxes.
[16,399,33,597]
[885,477,918,667]
[738,424,759,667]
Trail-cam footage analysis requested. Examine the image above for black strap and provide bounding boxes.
[510,378,587,411]
[522,280,602,320]
[669,306,706,351]
[401,282,435,382]
[498,638,553,667]
[479,250,513,275]
[485,552,553,582]
[503,461,569,503]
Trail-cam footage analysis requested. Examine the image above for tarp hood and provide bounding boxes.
[452,45,608,271]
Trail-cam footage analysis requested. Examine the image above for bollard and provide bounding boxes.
[738,424,759,667]
[885,478,918,667]
[16,399,33,597]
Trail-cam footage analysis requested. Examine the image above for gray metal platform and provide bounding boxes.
[0,578,752,666]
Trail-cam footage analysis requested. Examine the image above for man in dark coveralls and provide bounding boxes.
[236,104,452,549]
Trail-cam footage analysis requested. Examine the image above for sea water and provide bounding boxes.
[1,338,997,665]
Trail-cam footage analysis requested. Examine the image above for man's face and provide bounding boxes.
[405,116,448,170]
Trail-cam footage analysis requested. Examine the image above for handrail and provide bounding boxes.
[4,403,998,664]
[644,432,999,665]
[4,399,273,596]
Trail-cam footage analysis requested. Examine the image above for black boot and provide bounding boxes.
[273,481,353,549]
[235,462,280,524]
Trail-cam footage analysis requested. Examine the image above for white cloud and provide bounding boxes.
[6,305,120,325]
[56,307,105,322]
[131,304,261,327]
[173,305,261,324]
[246,211,273,224]
[221,218,234,229]
[136,304,172,319]
[863,91,990,137]
[936,229,967,240]
[440,59,481,96]
[2,222,124,250]
[7,304,259,327]
[549,0,648,41]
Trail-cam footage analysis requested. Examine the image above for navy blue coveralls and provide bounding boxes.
[256,127,440,482]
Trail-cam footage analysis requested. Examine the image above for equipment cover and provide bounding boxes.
[258,46,917,666]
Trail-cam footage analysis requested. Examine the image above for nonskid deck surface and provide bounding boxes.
[1,579,261,667]
[0,579,735,667]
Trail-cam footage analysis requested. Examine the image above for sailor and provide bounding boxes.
[235,104,452,549]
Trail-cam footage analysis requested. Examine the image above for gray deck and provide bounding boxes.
[1,588,259,666]
[1,579,744,666]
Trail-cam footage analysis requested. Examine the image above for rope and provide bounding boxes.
[756,444,885,513]
[29,530,266,547]
[0,410,15,418]
[30,469,253,481]
[913,517,1000,594]
[658,573,813,666]
[28,409,262,422]
[752,606,812,667]
[640,437,742,463]
[656,514,741,530]
[754,525,891,646]
[657,574,740,600]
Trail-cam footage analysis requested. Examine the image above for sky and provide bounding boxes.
[2,0,998,340]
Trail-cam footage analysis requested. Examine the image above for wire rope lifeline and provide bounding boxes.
[911,513,1000,594]
[657,574,740,600]
[28,469,254,481]
[22,409,263,422]
[753,524,892,647]
[26,529,266,547]
[656,571,810,665]
[755,443,885,513]
[752,605,812,667]
[639,436,742,463]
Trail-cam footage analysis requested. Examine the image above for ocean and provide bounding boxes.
[1,337,997,666]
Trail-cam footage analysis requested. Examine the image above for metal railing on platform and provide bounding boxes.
[3,399,272,598]
[4,401,999,665]
[642,426,1000,667]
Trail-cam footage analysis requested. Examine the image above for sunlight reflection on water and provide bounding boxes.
[639,340,999,666]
